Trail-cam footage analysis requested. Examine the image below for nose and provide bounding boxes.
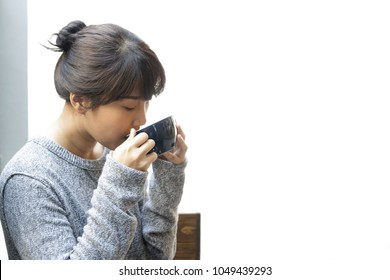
[132,101,148,128]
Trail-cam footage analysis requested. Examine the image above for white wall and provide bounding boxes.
[3,0,390,277]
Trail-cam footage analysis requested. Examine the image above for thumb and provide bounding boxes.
[126,128,137,141]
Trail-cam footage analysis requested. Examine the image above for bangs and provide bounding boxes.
[97,39,165,106]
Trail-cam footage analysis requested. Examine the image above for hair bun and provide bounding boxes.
[55,20,86,52]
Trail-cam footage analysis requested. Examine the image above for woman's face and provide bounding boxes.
[83,89,149,150]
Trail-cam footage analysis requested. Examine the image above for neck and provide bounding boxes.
[47,103,103,160]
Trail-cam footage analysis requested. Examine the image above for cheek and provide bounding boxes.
[87,110,128,146]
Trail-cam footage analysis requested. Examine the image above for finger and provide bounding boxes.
[160,151,173,161]
[131,132,149,147]
[146,151,158,162]
[129,128,136,138]
[141,139,156,154]
[176,134,187,153]
[176,124,186,140]
[125,128,137,141]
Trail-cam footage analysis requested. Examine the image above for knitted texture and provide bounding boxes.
[0,137,185,259]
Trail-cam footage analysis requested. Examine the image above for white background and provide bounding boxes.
[2,0,390,279]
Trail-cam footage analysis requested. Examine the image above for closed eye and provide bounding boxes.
[123,106,135,111]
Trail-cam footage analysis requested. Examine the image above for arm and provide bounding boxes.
[3,155,147,260]
[141,124,188,259]
[141,158,186,259]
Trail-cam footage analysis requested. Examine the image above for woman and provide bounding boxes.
[0,20,187,259]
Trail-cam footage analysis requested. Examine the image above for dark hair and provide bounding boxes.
[47,20,165,108]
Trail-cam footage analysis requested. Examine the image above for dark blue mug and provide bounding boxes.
[136,116,177,155]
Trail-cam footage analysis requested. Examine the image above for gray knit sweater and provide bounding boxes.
[0,136,186,260]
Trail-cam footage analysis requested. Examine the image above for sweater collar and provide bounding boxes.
[31,136,109,171]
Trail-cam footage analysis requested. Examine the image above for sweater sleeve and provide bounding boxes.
[3,154,148,260]
[141,158,186,259]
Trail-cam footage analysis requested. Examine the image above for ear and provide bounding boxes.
[69,93,90,114]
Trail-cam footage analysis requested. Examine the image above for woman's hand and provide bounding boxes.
[113,128,158,171]
[159,124,187,165]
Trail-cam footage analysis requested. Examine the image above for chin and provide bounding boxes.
[99,139,121,151]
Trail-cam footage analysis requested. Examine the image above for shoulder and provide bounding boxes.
[0,138,54,191]
[2,136,108,178]
[2,137,57,172]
